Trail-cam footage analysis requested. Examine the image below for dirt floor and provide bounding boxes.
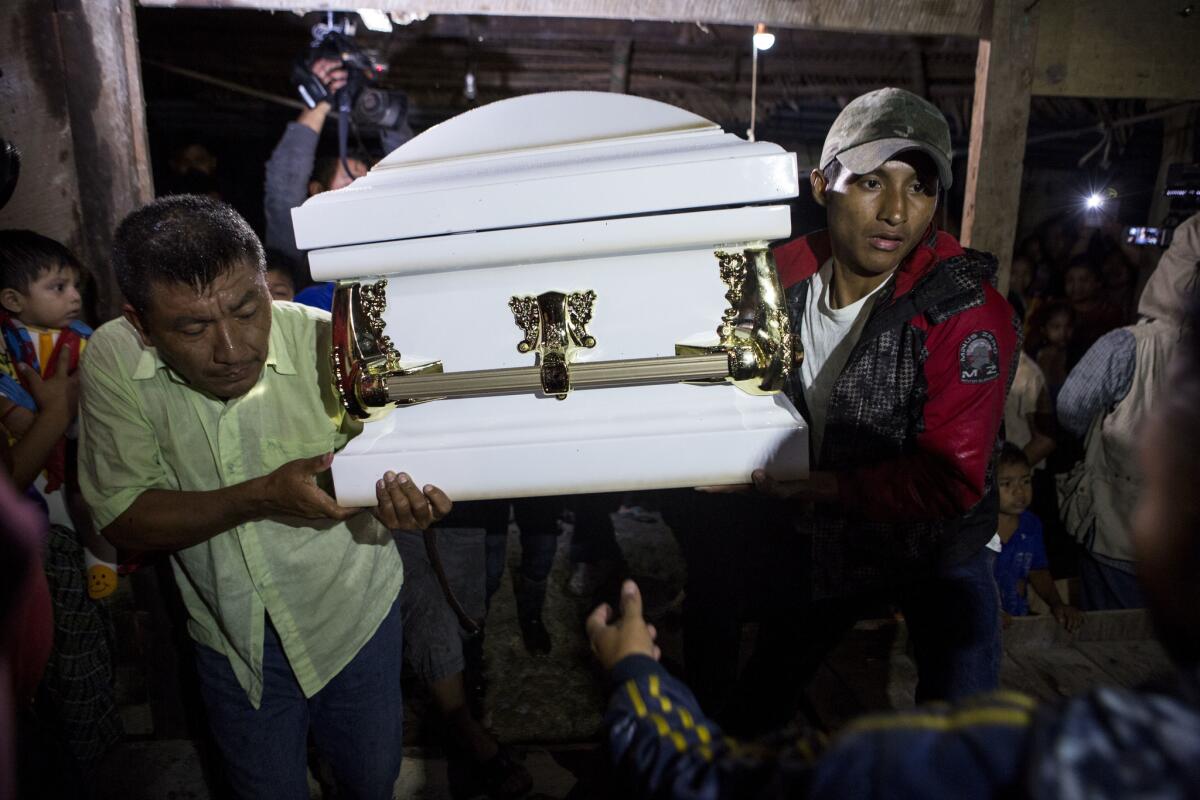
[482,505,686,744]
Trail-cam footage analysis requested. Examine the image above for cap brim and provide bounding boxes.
[834,137,953,190]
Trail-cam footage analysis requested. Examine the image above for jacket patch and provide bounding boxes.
[959,331,1000,384]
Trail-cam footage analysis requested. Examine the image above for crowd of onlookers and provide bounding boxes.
[3,75,1199,800]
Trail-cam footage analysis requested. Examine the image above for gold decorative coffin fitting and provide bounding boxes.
[330,248,793,420]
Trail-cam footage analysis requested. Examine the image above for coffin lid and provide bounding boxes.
[292,91,798,252]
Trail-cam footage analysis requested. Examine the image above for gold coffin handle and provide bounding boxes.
[711,248,793,395]
[331,280,443,421]
[508,290,597,399]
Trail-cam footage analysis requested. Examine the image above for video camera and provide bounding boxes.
[1125,163,1200,248]
[291,19,408,131]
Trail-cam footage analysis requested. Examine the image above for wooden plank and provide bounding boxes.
[1073,641,1174,689]
[54,0,155,319]
[137,0,988,38]
[823,625,910,713]
[999,652,1061,703]
[0,0,87,256]
[883,653,919,711]
[1032,0,1200,100]
[803,662,864,731]
[961,0,1037,296]
[1071,609,1157,643]
[1007,644,1116,698]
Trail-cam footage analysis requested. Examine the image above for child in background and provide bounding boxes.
[0,230,118,598]
[994,442,1083,631]
[1063,256,1123,362]
[264,249,296,302]
[1029,300,1074,402]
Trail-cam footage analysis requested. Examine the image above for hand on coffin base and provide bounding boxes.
[694,469,838,503]
[586,579,660,672]
[260,454,451,529]
[750,469,839,502]
[259,452,358,521]
[372,469,452,531]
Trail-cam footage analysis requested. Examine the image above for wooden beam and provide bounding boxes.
[1032,0,1200,100]
[961,0,1037,296]
[137,0,988,38]
[54,0,155,319]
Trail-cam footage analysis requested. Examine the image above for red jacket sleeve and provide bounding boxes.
[835,285,1018,522]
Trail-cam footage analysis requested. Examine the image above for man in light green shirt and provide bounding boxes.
[78,195,450,799]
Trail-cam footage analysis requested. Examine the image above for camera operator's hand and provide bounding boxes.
[297,57,349,133]
[311,57,348,96]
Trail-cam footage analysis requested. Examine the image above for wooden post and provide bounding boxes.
[0,0,88,259]
[54,0,155,320]
[0,0,152,322]
[1148,105,1198,227]
[961,0,1037,295]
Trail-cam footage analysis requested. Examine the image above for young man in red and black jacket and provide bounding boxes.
[725,88,1020,727]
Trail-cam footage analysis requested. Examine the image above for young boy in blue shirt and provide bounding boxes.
[995,442,1083,630]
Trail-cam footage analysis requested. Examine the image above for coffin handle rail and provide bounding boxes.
[330,247,793,420]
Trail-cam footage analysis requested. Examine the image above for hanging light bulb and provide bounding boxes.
[753,23,775,51]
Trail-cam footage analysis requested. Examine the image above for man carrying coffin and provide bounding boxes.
[728,88,1019,727]
[77,195,450,799]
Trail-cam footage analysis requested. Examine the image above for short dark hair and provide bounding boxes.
[113,194,264,317]
[312,152,371,190]
[998,442,1030,470]
[1023,299,1075,356]
[821,158,843,188]
[0,229,84,294]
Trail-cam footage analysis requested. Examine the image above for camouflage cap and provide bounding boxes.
[820,87,953,189]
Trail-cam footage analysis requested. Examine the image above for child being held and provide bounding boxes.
[994,442,1083,631]
[0,229,118,599]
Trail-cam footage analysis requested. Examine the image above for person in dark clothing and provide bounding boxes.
[263,57,411,293]
[586,293,1200,796]
[705,88,1019,732]
[480,497,564,655]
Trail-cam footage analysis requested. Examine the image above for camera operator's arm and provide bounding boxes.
[263,59,347,271]
[380,117,415,155]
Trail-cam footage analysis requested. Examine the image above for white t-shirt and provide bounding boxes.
[799,259,894,456]
[1004,350,1049,470]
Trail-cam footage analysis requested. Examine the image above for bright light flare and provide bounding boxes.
[358,9,393,33]
[1085,193,1104,210]
[753,23,775,51]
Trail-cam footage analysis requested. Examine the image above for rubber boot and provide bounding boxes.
[513,574,551,655]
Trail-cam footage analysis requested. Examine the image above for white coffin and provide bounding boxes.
[293,91,808,504]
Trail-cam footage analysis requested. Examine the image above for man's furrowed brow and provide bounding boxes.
[172,313,213,329]
[230,288,259,311]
